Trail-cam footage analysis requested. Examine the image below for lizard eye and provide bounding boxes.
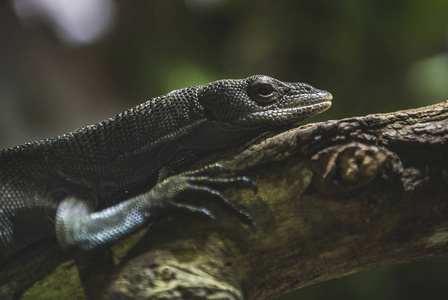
[255,84,274,96]
[248,79,277,104]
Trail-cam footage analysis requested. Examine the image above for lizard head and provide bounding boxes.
[198,75,332,128]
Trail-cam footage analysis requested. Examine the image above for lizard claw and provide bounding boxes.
[158,173,258,233]
[182,184,257,233]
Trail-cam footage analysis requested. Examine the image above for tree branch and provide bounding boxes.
[23,101,448,299]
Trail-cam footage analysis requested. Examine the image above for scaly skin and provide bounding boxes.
[0,75,332,265]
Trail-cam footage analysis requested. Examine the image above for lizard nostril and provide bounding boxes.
[304,86,312,92]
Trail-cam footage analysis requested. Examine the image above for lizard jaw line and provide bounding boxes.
[235,101,332,126]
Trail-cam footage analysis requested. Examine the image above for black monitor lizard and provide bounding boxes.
[0,75,331,273]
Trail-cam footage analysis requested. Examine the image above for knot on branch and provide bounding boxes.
[310,142,402,194]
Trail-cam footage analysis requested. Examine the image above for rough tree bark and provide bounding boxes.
[21,101,448,300]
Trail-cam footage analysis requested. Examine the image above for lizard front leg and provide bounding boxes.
[55,171,255,299]
[55,172,256,251]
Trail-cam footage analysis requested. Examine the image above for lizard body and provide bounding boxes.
[0,75,331,270]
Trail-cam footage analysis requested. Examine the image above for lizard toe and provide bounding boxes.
[170,203,216,221]
[176,184,257,233]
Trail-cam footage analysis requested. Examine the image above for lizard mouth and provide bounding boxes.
[236,92,332,126]
[313,91,333,103]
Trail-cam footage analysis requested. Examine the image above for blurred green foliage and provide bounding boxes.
[109,0,448,118]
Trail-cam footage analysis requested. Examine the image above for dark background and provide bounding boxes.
[1,1,447,299]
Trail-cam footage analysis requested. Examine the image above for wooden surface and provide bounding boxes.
[16,101,448,299]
